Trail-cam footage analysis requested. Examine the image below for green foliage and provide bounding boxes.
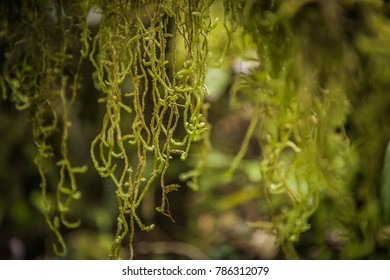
[88,0,214,259]
[1,0,88,256]
[1,0,389,260]
[1,0,214,259]
[218,0,390,259]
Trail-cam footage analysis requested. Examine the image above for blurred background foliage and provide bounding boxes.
[1,0,390,259]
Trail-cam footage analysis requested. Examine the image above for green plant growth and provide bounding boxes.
[1,0,390,259]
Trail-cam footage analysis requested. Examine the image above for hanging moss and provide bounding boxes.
[1,0,214,259]
[88,0,214,259]
[1,0,389,260]
[221,0,390,259]
[1,0,89,256]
